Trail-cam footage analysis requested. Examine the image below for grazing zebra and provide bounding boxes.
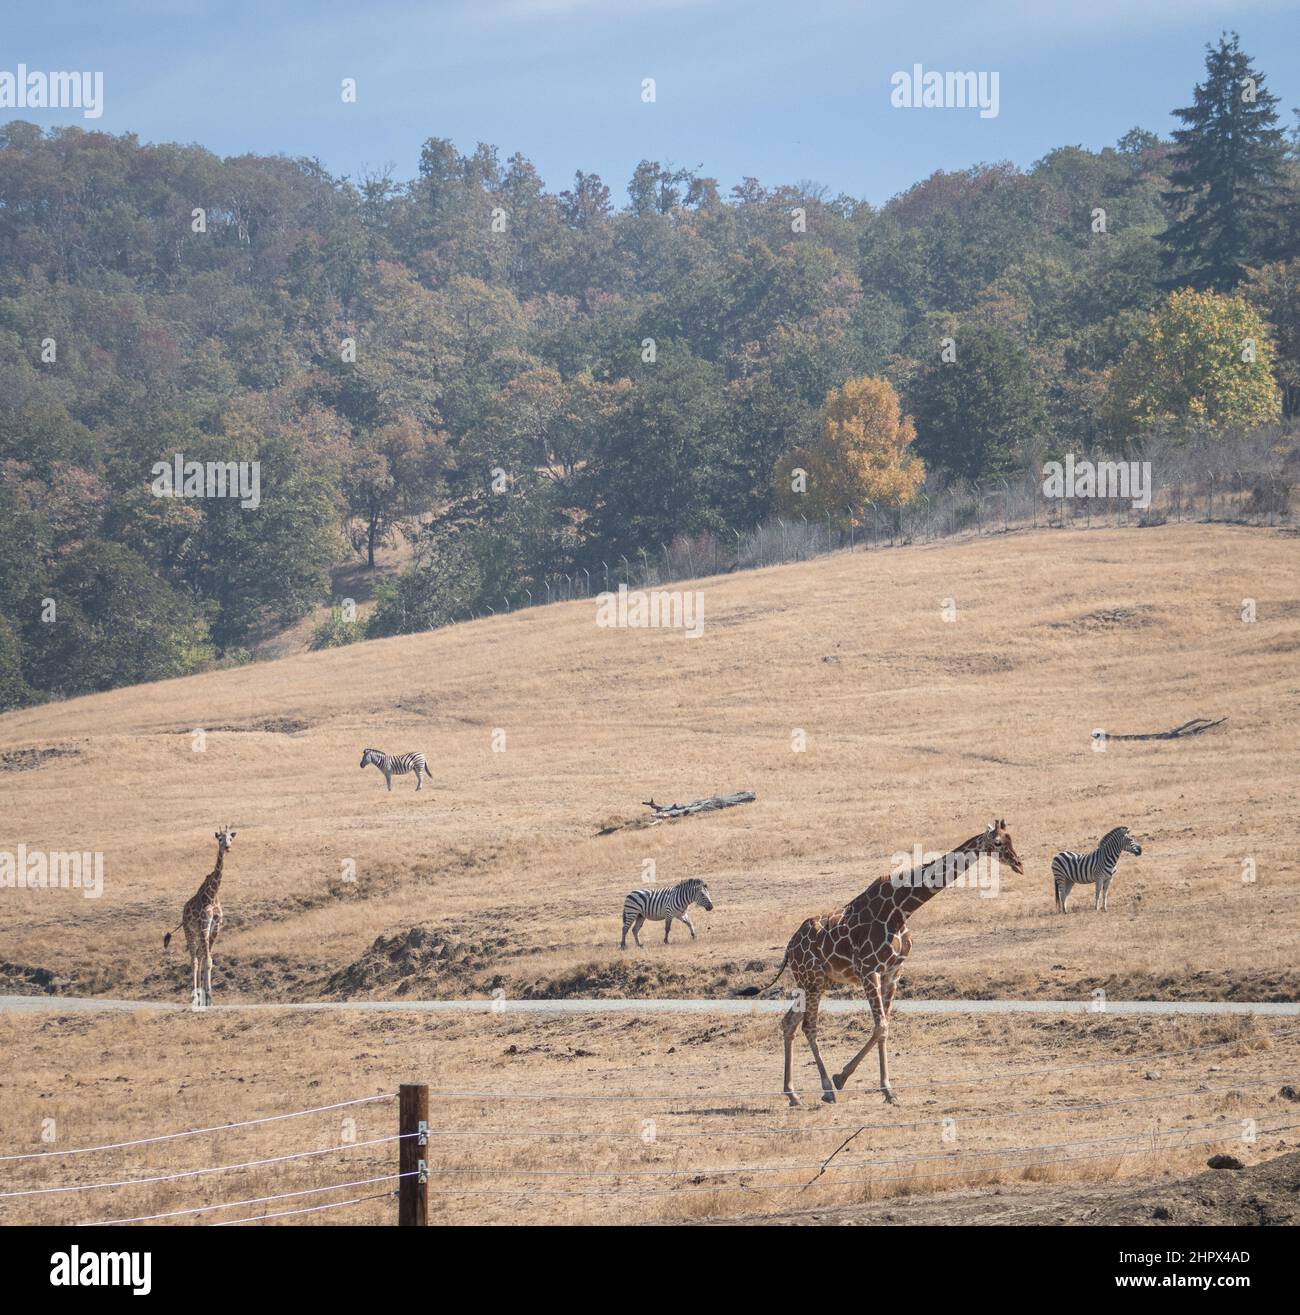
[620,878,714,948]
[359,748,433,792]
[1052,826,1142,912]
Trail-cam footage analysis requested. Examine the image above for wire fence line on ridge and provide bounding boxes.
[433,445,1295,624]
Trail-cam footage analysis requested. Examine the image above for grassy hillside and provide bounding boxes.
[2,521,1298,1006]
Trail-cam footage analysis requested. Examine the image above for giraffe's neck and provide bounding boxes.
[856,833,989,918]
[199,847,226,901]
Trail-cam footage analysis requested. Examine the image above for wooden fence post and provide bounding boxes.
[399,1083,428,1226]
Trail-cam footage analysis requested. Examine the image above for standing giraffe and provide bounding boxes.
[737,820,1023,1106]
[163,827,236,1008]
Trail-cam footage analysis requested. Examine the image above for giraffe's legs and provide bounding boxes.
[781,999,803,1107]
[832,975,884,1092]
[798,992,836,1103]
[833,971,896,1101]
[875,969,900,1103]
[200,945,213,1007]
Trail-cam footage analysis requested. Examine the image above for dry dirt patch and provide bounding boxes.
[726,1147,1300,1226]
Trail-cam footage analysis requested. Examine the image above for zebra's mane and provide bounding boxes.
[1098,826,1129,847]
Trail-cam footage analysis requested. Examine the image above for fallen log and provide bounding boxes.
[642,791,757,822]
[1093,717,1227,743]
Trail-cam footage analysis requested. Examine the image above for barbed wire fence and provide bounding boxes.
[444,431,1296,621]
[3,1020,1297,1225]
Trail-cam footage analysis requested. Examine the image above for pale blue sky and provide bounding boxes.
[4,0,1299,203]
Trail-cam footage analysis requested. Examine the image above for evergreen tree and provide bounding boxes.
[1160,33,1289,290]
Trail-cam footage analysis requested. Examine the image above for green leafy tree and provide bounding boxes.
[345,416,449,568]
[21,541,210,697]
[183,409,346,648]
[1244,259,1300,416]
[907,325,1046,480]
[368,482,573,636]
[0,614,36,711]
[577,342,727,560]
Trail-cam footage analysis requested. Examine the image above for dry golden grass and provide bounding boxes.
[0,1010,1295,1225]
[2,521,1299,1223]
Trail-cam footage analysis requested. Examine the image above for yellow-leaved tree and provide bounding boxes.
[1107,288,1282,435]
[774,375,925,521]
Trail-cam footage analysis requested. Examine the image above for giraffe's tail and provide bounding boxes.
[163,924,181,953]
[732,950,790,998]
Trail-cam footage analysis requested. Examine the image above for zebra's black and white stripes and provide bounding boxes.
[620,878,714,948]
[359,748,433,792]
[1051,826,1142,912]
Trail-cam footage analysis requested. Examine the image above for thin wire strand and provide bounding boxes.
[0,1134,408,1200]
[415,1121,1300,1202]
[0,1092,396,1163]
[423,1115,1290,1181]
[415,1072,1297,1138]
[212,1190,395,1226]
[83,1172,415,1226]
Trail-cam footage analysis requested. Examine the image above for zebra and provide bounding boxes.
[359,748,434,792]
[1051,827,1142,912]
[620,878,714,948]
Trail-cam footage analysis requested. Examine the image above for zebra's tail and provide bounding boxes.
[733,949,790,998]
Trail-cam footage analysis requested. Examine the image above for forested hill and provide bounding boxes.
[1,33,1297,709]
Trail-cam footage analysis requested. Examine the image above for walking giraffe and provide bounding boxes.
[163,827,236,1008]
[737,820,1023,1106]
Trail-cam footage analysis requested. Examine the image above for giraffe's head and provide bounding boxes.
[983,819,1023,874]
[214,827,236,852]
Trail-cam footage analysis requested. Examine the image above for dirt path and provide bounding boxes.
[717,1149,1300,1226]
